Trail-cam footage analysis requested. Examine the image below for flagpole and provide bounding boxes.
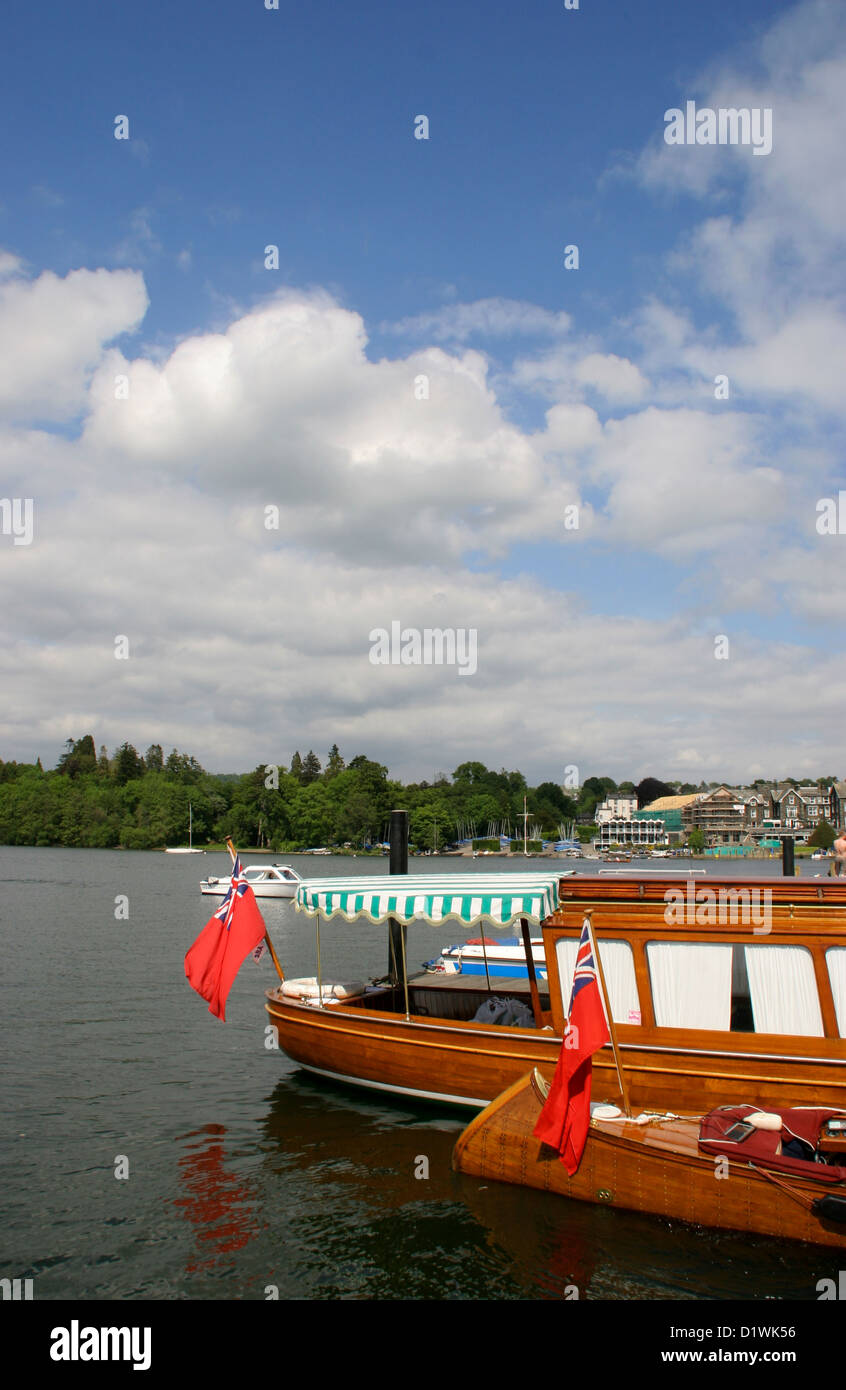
[224,835,285,983]
[584,909,631,1117]
[520,917,544,1028]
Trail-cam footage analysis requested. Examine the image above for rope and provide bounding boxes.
[751,1163,817,1212]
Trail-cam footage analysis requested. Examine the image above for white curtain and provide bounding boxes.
[744,946,824,1037]
[647,942,733,1031]
[826,948,846,1037]
[556,938,578,1009]
[556,938,640,1025]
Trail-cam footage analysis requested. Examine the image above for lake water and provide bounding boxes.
[1,847,842,1318]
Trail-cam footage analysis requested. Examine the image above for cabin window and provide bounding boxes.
[647,943,733,1030]
[743,946,824,1037]
[827,949,846,1037]
[556,938,640,1025]
[645,943,825,1035]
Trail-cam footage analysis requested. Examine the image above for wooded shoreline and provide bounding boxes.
[1,736,837,855]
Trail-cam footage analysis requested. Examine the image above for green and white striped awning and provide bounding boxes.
[294,873,562,928]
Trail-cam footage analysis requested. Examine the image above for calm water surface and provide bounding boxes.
[0,848,840,1302]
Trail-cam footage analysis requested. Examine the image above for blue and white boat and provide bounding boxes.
[424,936,547,980]
[553,839,583,857]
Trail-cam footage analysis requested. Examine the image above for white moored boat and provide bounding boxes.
[425,936,547,980]
[200,864,303,898]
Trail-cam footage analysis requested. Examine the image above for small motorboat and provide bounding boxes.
[424,936,547,980]
[452,1071,846,1249]
[200,864,303,898]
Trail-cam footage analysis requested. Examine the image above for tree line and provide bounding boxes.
[0,739,834,852]
[0,737,681,852]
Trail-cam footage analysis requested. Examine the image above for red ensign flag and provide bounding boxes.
[533,918,609,1174]
[185,856,267,1021]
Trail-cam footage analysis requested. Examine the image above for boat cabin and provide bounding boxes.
[243,866,301,884]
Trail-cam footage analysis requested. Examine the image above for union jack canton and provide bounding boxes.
[568,920,598,1014]
[214,856,266,961]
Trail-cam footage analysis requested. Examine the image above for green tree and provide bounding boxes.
[57,735,97,778]
[635,776,674,809]
[325,744,345,779]
[809,818,836,850]
[327,758,391,845]
[222,765,295,849]
[301,750,322,785]
[452,761,489,785]
[577,776,616,821]
[144,743,164,772]
[292,781,334,846]
[164,749,204,783]
[409,799,452,851]
[113,742,144,785]
[532,781,577,832]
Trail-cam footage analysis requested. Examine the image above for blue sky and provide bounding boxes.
[1,0,844,783]
[3,0,780,340]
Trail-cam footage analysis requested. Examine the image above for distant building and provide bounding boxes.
[633,793,699,843]
[745,790,769,830]
[793,785,829,826]
[684,786,748,844]
[771,785,805,831]
[598,817,666,849]
[830,782,846,829]
[597,779,841,847]
[755,784,829,839]
[595,795,638,825]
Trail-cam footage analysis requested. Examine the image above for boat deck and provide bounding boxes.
[595,1112,700,1158]
[269,970,553,1025]
[400,971,549,1023]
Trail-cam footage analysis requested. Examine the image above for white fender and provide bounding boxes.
[281,977,366,1001]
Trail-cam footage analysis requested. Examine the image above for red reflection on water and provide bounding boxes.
[535,1221,594,1300]
[174,1123,263,1273]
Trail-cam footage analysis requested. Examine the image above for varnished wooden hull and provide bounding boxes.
[265,989,846,1111]
[265,991,560,1105]
[267,872,846,1111]
[452,1075,846,1249]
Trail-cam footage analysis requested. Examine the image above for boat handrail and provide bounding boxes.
[598,868,707,876]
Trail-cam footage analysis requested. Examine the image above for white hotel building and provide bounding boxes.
[595,795,638,825]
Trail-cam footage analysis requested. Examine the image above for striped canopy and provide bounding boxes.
[293,873,562,928]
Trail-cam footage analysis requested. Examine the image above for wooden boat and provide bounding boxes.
[264,871,846,1111]
[452,1071,846,1249]
[266,873,561,1106]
